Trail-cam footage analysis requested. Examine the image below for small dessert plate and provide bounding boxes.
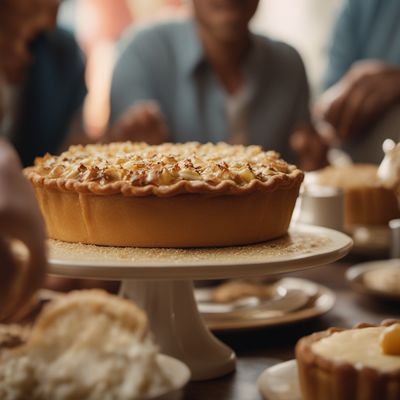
[257,359,301,400]
[346,259,400,301]
[196,278,335,332]
[196,282,309,316]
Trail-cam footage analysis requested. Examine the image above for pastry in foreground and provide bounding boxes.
[0,290,173,400]
[296,320,400,400]
[25,142,304,247]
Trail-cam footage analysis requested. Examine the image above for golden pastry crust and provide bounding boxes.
[25,142,304,198]
[296,320,400,400]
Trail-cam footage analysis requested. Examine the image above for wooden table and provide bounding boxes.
[184,255,400,400]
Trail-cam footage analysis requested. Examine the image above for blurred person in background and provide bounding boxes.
[0,0,85,304]
[0,0,87,167]
[0,0,121,296]
[316,0,400,164]
[0,140,47,322]
[108,0,327,171]
[0,0,162,164]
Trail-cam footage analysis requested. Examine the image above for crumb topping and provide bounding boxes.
[31,142,299,187]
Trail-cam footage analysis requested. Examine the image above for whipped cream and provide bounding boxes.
[0,291,173,400]
[378,139,400,191]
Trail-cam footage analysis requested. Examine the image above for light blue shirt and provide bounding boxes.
[324,0,400,89]
[110,20,311,162]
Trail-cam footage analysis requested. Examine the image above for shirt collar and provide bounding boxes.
[179,20,267,80]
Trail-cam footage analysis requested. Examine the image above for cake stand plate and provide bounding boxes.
[47,225,352,381]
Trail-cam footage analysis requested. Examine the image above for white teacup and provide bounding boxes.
[295,185,344,231]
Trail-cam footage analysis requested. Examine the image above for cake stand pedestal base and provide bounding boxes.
[120,279,236,381]
[48,225,353,382]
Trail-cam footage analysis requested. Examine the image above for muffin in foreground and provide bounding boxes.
[25,142,304,247]
[296,320,400,400]
[0,290,174,400]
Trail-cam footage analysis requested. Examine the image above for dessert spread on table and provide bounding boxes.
[24,141,303,247]
[0,290,173,400]
[296,320,400,400]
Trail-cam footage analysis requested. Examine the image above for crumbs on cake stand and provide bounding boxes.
[48,233,331,265]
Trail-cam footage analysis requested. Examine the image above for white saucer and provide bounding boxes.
[197,278,336,332]
[257,359,301,400]
[149,354,191,399]
[346,259,400,301]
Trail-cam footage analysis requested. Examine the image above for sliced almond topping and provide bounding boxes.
[31,142,299,187]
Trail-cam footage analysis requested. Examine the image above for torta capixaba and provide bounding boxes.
[25,142,304,247]
[296,320,400,400]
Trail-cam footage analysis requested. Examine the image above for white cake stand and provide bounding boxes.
[47,224,352,381]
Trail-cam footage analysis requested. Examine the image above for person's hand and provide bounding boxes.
[290,125,329,171]
[106,101,169,144]
[0,140,47,322]
[316,61,400,140]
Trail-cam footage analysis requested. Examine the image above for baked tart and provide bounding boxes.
[25,142,303,247]
[296,320,400,400]
[308,164,400,226]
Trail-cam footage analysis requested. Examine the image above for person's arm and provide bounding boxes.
[104,28,169,144]
[110,29,160,122]
[287,47,328,171]
[318,60,400,141]
[316,1,400,144]
[64,31,169,148]
[0,140,46,322]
